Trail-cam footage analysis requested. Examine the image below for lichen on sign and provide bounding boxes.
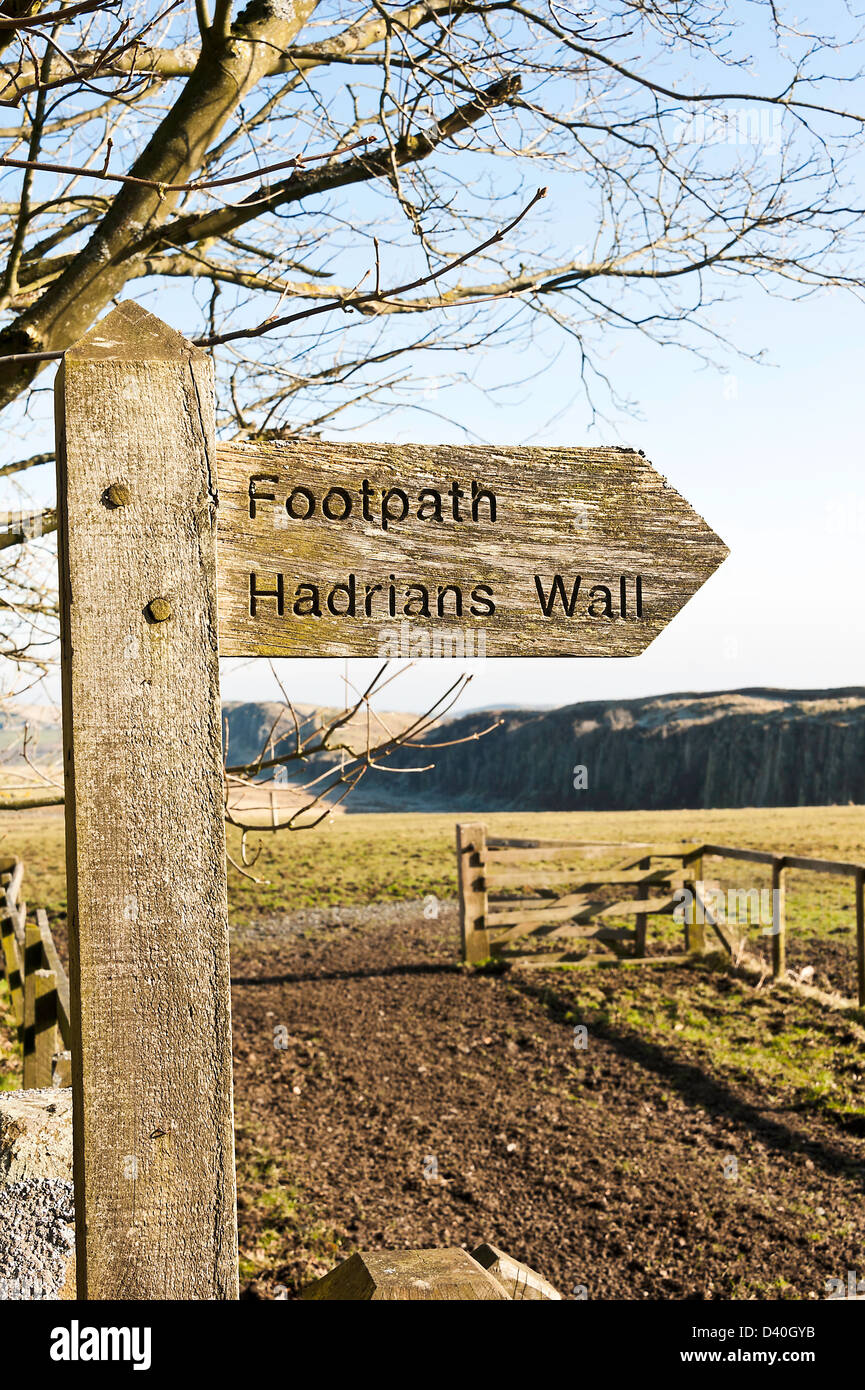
[215,439,728,658]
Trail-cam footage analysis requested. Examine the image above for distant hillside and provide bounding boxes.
[3,689,863,811]
[347,688,865,811]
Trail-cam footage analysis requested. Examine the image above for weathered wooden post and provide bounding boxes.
[0,887,22,1037]
[683,848,705,953]
[54,302,238,1299]
[855,868,864,1009]
[457,823,489,964]
[633,855,650,957]
[22,918,58,1089]
[771,856,786,980]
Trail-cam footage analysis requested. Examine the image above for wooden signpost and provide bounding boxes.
[216,438,727,658]
[55,304,237,1300]
[53,302,727,1299]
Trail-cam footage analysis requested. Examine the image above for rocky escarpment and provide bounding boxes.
[350,688,865,811]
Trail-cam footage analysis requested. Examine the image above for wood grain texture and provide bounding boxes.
[772,857,787,980]
[300,1248,511,1300]
[684,854,705,953]
[634,855,650,958]
[470,1243,562,1300]
[25,968,59,1090]
[856,869,864,1009]
[456,822,489,964]
[0,891,23,1028]
[215,440,728,657]
[36,906,70,1047]
[55,301,238,1300]
[22,918,43,1088]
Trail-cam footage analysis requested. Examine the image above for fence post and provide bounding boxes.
[633,855,650,957]
[22,916,44,1088]
[856,868,864,1010]
[55,302,238,1299]
[684,849,704,953]
[457,823,489,964]
[0,890,23,1036]
[771,856,786,980]
[29,969,59,1089]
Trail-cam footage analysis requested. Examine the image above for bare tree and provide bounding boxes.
[0,660,502,849]
[0,1,863,716]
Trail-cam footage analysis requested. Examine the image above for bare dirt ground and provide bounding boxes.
[228,902,865,1301]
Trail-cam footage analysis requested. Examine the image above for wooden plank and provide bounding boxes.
[0,897,23,1029]
[486,895,600,930]
[489,907,598,947]
[777,854,863,878]
[215,441,727,658]
[484,867,675,889]
[489,920,560,948]
[704,847,863,877]
[487,838,655,851]
[595,896,676,918]
[25,967,59,1090]
[856,869,865,1010]
[701,844,780,868]
[36,908,71,1048]
[685,855,705,953]
[301,1248,511,1301]
[485,869,600,888]
[771,857,786,980]
[489,834,698,856]
[488,893,553,907]
[486,847,591,865]
[634,855,650,958]
[55,302,238,1300]
[456,823,489,964]
[22,918,42,1087]
[4,859,23,909]
[471,1243,562,1301]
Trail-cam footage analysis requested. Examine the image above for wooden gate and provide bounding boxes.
[456,825,703,966]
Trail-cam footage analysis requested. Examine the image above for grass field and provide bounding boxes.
[3,802,863,908]
[1,801,863,1297]
[4,802,861,957]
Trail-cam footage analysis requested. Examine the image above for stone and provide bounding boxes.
[0,1087,72,1183]
[0,1088,75,1301]
[0,1179,76,1300]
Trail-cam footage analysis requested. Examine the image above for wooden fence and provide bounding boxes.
[0,856,71,1088]
[456,826,865,1006]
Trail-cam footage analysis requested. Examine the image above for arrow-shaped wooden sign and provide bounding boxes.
[216,441,728,658]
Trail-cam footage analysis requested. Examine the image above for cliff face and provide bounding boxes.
[10,689,859,811]
[346,688,865,811]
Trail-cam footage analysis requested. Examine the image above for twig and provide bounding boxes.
[199,187,548,348]
[0,136,374,194]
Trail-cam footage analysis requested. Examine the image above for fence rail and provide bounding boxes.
[456,826,865,1005]
[0,856,71,1087]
